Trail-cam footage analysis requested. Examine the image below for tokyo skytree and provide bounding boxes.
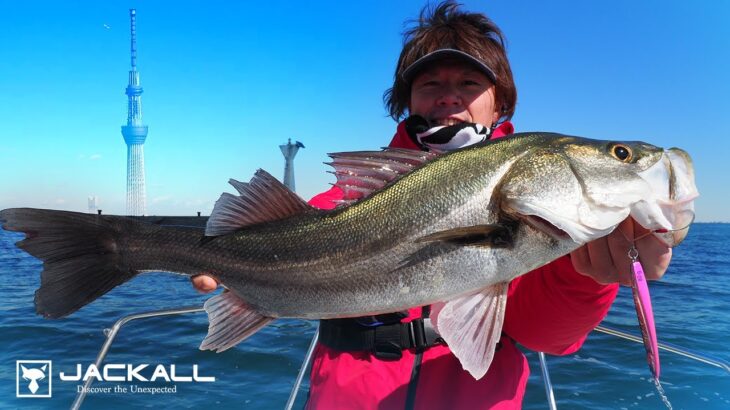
[121,9,148,216]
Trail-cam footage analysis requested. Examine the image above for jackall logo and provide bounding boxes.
[17,360,52,398]
[59,364,215,382]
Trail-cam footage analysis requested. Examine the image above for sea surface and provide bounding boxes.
[0,223,728,409]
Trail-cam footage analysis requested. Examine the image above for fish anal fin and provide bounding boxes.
[417,224,514,248]
[205,169,311,236]
[200,291,274,352]
[430,283,508,380]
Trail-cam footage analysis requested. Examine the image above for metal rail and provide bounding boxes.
[535,325,730,409]
[69,306,205,410]
[594,325,730,373]
[538,352,558,410]
[284,326,320,410]
[71,309,729,410]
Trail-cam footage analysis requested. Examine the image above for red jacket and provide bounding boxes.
[305,122,619,409]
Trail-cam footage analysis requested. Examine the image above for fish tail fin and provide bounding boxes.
[0,208,143,318]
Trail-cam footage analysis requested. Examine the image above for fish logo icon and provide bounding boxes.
[16,360,52,398]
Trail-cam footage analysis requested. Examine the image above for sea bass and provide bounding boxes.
[0,133,698,379]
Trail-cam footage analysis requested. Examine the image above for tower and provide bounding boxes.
[279,139,305,191]
[121,8,148,216]
[87,196,98,214]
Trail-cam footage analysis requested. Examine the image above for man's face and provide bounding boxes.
[409,61,499,127]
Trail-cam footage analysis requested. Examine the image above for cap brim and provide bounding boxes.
[401,49,497,84]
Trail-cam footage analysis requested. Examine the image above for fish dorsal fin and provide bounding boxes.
[326,148,438,203]
[430,283,509,380]
[205,169,311,236]
[200,291,274,352]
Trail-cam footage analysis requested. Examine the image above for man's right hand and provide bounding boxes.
[191,275,219,293]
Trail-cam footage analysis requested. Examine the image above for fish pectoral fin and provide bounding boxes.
[417,224,513,248]
[205,169,312,237]
[430,283,508,380]
[199,291,274,353]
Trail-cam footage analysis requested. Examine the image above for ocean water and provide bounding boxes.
[0,223,728,409]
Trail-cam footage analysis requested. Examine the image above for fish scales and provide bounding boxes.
[118,158,473,314]
[135,136,536,317]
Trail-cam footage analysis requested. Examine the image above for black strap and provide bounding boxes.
[318,317,444,360]
[404,307,429,410]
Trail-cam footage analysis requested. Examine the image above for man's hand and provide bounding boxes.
[570,218,672,286]
[191,275,219,293]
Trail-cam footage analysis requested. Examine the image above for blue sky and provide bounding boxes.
[1,1,728,221]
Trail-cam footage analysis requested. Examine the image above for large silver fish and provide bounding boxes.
[0,133,698,379]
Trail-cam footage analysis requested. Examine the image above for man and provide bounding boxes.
[194,2,671,408]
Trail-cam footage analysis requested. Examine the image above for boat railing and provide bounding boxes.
[69,306,205,410]
[70,307,730,410]
[593,325,730,373]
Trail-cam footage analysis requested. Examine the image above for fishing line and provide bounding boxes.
[654,378,674,410]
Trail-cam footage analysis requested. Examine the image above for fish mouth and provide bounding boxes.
[631,148,698,247]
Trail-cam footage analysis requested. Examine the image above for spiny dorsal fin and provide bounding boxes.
[205,169,311,236]
[326,148,438,203]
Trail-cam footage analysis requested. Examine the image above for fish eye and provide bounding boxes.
[611,144,632,162]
